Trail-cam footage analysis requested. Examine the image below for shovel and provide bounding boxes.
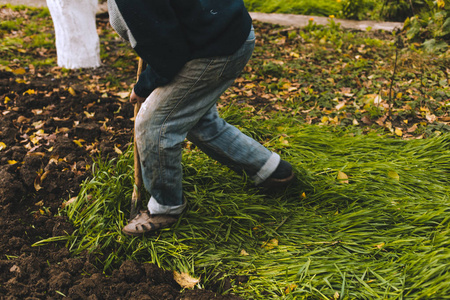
[129,58,146,220]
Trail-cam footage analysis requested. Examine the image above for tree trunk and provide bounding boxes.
[47,0,101,69]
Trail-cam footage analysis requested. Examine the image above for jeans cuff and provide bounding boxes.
[252,152,280,185]
[147,196,186,215]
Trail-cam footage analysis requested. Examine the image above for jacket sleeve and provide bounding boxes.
[114,0,192,97]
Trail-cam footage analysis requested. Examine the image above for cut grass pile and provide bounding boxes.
[50,109,450,298]
[7,3,447,298]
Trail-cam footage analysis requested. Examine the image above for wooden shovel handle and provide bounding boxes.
[130,58,146,220]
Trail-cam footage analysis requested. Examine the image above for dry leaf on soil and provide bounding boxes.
[173,271,199,289]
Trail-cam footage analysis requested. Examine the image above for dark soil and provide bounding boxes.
[0,67,242,299]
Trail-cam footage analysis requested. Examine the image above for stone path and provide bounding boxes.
[1,0,403,32]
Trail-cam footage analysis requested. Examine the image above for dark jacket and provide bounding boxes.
[108,0,252,97]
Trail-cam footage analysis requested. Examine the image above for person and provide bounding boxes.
[107,0,295,236]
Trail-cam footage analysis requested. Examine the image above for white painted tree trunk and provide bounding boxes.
[47,0,101,69]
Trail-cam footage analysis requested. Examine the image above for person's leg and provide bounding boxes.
[124,28,293,235]
[187,105,280,185]
[134,29,258,216]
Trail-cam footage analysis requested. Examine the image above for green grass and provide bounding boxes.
[0,5,55,67]
[10,3,448,298]
[39,109,450,298]
[244,0,343,17]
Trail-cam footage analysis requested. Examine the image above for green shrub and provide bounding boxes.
[404,0,450,52]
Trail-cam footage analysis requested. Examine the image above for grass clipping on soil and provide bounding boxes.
[54,109,450,299]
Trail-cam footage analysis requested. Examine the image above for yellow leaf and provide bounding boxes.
[173,271,200,289]
[30,136,40,145]
[4,96,11,104]
[23,89,36,95]
[68,87,77,96]
[12,68,26,75]
[262,238,279,250]
[285,284,298,294]
[337,171,349,184]
[240,249,249,256]
[114,145,123,155]
[15,78,27,84]
[8,160,18,165]
[0,142,6,151]
[362,94,382,105]
[388,170,400,181]
[374,242,385,249]
[73,139,85,147]
[290,52,300,58]
[301,192,306,198]
[335,101,346,110]
[84,111,95,118]
[34,178,42,191]
[394,128,403,137]
[17,49,27,53]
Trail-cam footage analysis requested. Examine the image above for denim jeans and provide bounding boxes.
[135,28,280,215]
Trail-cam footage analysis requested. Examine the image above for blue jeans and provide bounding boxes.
[135,28,280,215]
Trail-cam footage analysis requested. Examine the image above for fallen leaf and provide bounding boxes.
[7,160,18,165]
[17,116,31,123]
[12,68,26,75]
[73,139,85,147]
[334,291,340,299]
[32,109,43,115]
[240,249,249,256]
[374,242,385,249]
[4,96,11,104]
[61,196,77,209]
[15,78,28,84]
[0,142,6,151]
[362,94,382,105]
[262,238,279,250]
[84,111,95,118]
[116,91,130,99]
[114,145,123,155]
[68,87,77,96]
[387,170,400,181]
[53,116,70,121]
[335,101,346,110]
[23,89,36,95]
[337,171,349,184]
[407,123,418,133]
[394,128,403,137]
[426,114,437,123]
[173,271,200,289]
[285,284,298,294]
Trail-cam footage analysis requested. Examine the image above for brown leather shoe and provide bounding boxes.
[122,210,178,236]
